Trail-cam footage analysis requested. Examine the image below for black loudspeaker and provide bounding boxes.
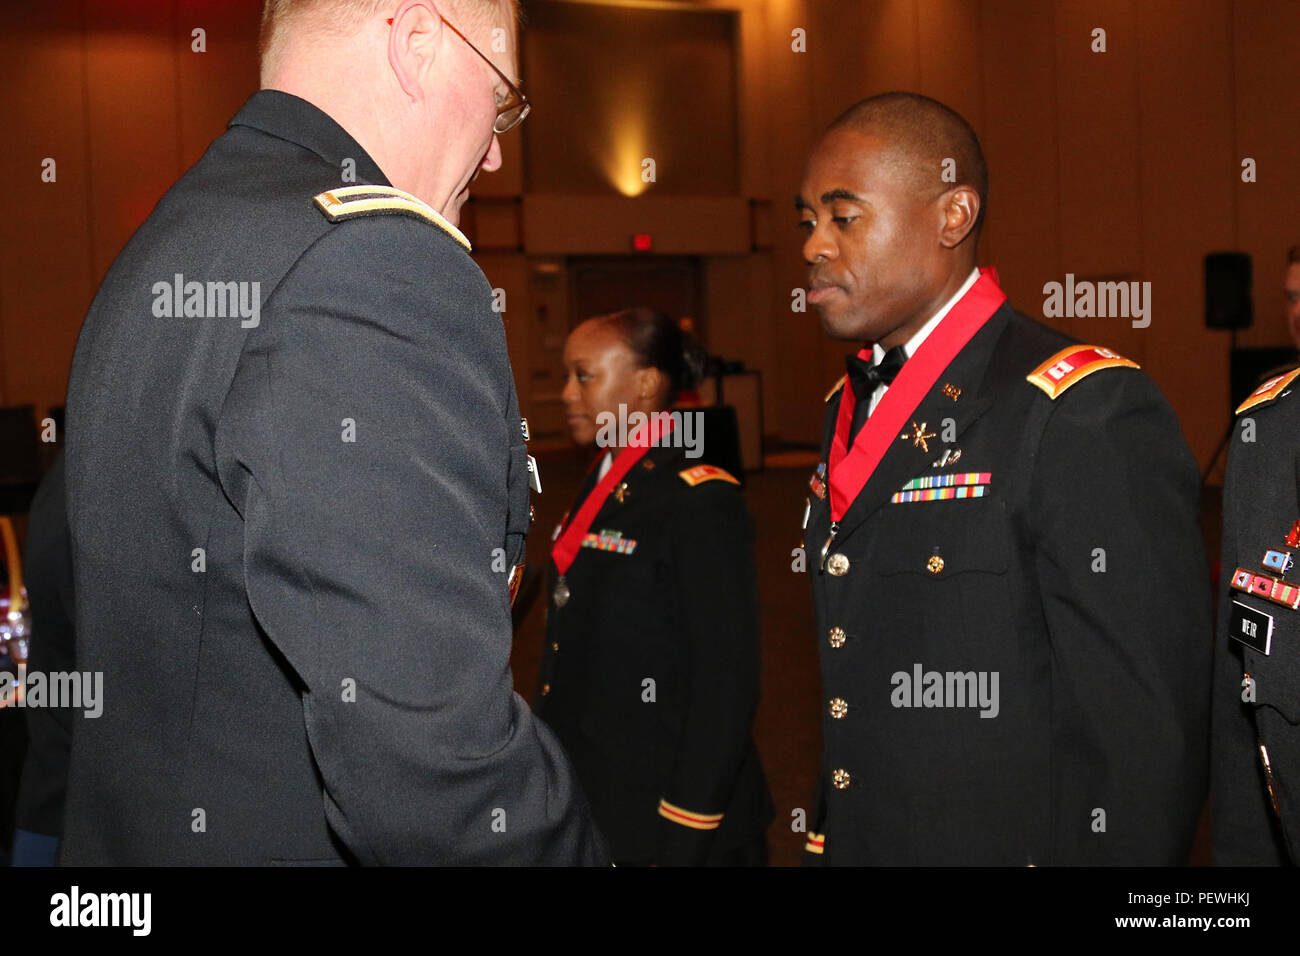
[1205,251,1253,329]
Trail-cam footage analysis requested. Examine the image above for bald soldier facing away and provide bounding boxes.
[798,93,1210,865]
[62,0,606,864]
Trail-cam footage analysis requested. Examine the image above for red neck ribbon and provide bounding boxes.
[551,414,676,576]
[828,267,1006,522]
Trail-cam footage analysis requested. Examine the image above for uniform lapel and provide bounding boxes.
[586,442,680,528]
[832,309,1007,540]
[822,386,843,459]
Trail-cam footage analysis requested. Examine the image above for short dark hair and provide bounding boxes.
[829,91,989,234]
[593,308,706,406]
[1288,245,1300,265]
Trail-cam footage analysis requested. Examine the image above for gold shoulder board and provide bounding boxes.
[1236,366,1300,415]
[313,185,471,251]
[1026,344,1139,400]
[677,464,740,487]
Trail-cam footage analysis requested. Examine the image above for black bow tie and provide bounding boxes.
[846,345,907,403]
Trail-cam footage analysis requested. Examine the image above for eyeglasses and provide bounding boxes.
[387,15,531,133]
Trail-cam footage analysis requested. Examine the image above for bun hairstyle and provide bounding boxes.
[595,307,707,406]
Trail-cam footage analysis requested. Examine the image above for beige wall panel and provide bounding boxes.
[1135,0,1236,467]
[978,0,1060,325]
[1054,0,1142,280]
[1233,0,1300,348]
[4,2,97,412]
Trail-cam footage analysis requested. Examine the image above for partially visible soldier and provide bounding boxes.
[1250,246,1300,388]
[1212,367,1300,864]
[12,452,76,866]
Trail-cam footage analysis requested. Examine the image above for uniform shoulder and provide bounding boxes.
[1236,365,1300,416]
[997,312,1140,401]
[313,185,472,253]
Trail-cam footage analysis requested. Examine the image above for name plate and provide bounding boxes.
[1229,600,1273,656]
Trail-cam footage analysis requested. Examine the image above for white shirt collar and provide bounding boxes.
[872,267,981,365]
[597,450,613,480]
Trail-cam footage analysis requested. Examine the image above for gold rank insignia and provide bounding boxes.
[1236,366,1300,415]
[1025,345,1139,399]
[313,185,472,251]
[678,464,740,486]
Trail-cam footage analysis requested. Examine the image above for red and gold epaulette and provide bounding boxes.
[824,373,848,403]
[1025,344,1139,399]
[1236,366,1300,415]
[657,798,724,831]
[677,464,740,487]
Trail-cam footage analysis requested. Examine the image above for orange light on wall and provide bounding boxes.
[604,108,652,197]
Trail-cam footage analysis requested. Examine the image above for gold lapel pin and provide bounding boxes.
[900,422,936,453]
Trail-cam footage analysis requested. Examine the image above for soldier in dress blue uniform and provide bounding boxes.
[535,308,773,865]
[1212,367,1300,863]
[60,0,605,865]
[797,93,1211,865]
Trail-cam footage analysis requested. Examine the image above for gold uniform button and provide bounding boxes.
[832,768,851,790]
[551,642,559,652]
[541,683,551,696]
[829,697,848,719]
[827,552,850,576]
[927,554,945,574]
[828,626,847,648]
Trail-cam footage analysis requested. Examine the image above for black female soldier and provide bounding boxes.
[535,308,772,866]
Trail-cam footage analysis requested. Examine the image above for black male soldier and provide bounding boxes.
[1212,367,1300,864]
[798,93,1210,865]
[62,0,604,864]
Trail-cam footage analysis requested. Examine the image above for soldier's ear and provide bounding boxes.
[939,186,979,249]
[635,365,668,404]
[387,2,445,100]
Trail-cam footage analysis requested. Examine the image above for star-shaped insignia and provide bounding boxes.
[900,422,936,453]
[614,481,630,504]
